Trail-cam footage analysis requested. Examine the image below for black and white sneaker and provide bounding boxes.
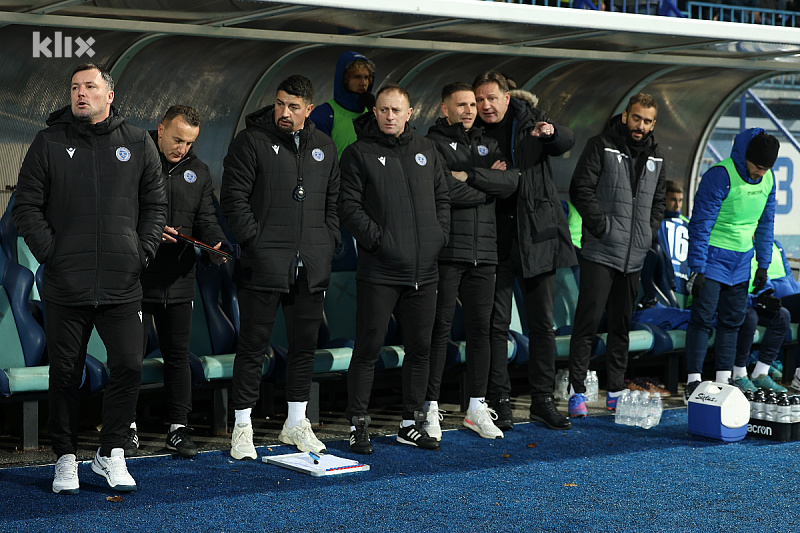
[397,411,439,450]
[166,426,198,458]
[491,397,514,431]
[684,381,701,406]
[349,415,374,455]
[123,427,139,457]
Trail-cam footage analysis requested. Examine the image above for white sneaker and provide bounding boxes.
[91,448,137,492]
[463,402,504,439]
[792,374,800,392]
[230,423,257,460]
[424,405,444,441]
[279,418,326,454]
[53,453,79,495]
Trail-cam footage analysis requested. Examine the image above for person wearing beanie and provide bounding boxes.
[568,93,667,417]
[683,128,778,403]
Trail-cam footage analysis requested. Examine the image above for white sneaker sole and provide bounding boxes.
[52,484,79,495]
[463,419,504,439]
[230,448,257,460]
[90,461,137,492]
[278,432,326,454]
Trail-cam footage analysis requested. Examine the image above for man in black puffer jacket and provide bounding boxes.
[473,71,576,432]
[13,64,166,494]
[424,82,519,442]
[340,84,450,454]
[221,75,340,460]
[568,93,666,417]
[124,105,227,459]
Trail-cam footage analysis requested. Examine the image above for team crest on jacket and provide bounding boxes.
[415,153,427,166]
[184,170,197,183]
[477,145,489,156]
[116,147,131,162]
[646,159,656,172]
[312,148,324,162]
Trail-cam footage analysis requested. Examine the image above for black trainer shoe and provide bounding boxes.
[530,396,573,430]
[491,398,514,431]
[123,428,139,457]
[396,411,439,450]
[349,415,374,455]
[684,380,701,406]
[166,426,199,458]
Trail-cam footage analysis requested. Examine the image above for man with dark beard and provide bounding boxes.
[567,93,667,417]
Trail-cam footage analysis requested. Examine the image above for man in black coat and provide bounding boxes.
[123,105,227,458]
[568,93,666,417]
[221,75,340,460]
[425,82,518,442]
[13,63,166,494]
[339,84,450,454]
[473,71,575,432]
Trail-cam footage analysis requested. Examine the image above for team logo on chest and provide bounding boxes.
[116,147,131,162]
[477,145,489,156]
[449,142,458,151]
[415,153,427,166]
[646,160,656,172]
[378,156,386,166]
[184,170,197,183]
[311,148,325,162]
[272,145,280,155]
[66,147,76,158]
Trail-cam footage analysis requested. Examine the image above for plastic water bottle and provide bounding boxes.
[777,395,792,424]
[753,389,766,420]
[790,396,800,424]
[640,392,663,429]
[554,369,569,401]
[615,389,631,425]
[765,394,778,422]
[584,371,598,403]
[590,371,599,402]
[627,390,642,426]
[744,389,755,419]
[637,392,651,428]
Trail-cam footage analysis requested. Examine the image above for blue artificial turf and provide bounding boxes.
[2,409,799,532]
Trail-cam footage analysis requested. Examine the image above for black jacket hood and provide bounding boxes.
[46,104,125,134]
[353,112,413,146]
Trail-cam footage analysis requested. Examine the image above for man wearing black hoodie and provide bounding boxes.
[122,105,227,459]
[425,82,519,442]
[568,93,666,417]
[13,63,166,494]
[339,84,450,454]
[473,71,575,432]
[221,75,340,460]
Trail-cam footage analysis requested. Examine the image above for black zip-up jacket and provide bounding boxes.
[569,114,667,273]
[141,130,226,304]
[476,97,576,277]
[426,118,519,266]
[339,114,450,287]
[12,105,166,307]
[220,105,340,293]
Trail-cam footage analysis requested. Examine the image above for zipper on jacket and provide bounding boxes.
[399,144,421,290]
[163,165,175,306]
[295,146,304,283]
[92,133,101,307]
[470,137,479,266]
[623,154,638,273]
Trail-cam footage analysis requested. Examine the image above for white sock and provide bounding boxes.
[425,400,438,412]
[401,419,415,428]
[350,426,356,432]
[733,366,748,379]
[169,423,185,433]
[715,370,731,383]
[234,408,252,426]
[753,362,771,378]
[688,373,702,384]
[468,397,485,412]
[287,401,307,428]
[130,422,137,430]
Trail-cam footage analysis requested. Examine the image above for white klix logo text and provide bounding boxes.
[33,32,95,58]
[66,148,75,158]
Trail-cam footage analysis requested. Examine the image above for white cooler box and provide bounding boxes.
[687,381,749,442]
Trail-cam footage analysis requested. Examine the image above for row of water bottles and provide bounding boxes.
[745,389,800,423]
[554,369,598,402]
[614,389,663,429]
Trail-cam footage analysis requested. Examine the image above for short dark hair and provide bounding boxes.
[441,82,473,102]
[666,180,684,195]
[161,105,201,127]
[277,75,314,105]
[472,71,509,94]
[626,92,658,114]
[375,83,411,106]
[71,63,114,92]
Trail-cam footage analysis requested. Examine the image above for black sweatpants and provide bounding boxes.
[231,268,324,410]
[427,262,495,401]
[489,240,558,401]
[141,301,193,425]
[346,281,437,421]
[46,300,143,458]
[568,258,640,394]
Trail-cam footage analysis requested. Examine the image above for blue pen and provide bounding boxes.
[308,451,322,464]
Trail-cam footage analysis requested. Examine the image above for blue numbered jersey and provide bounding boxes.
[657,211,691,295]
